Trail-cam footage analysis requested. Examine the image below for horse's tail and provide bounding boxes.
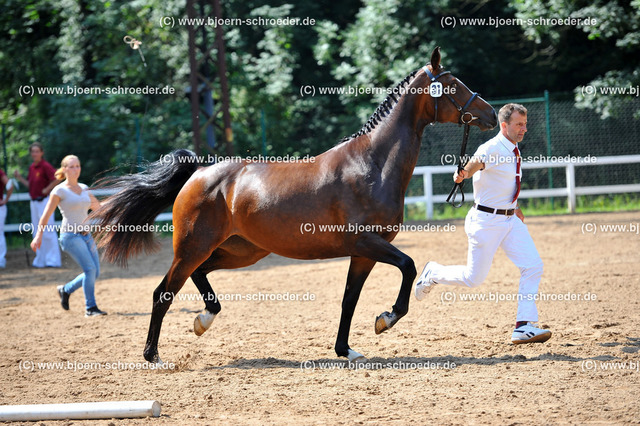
[89,149,199,267]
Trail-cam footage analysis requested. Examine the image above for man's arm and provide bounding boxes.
[453,156,485,183]
[6,181,13,201]
[454,155,526,222]
[515,205,524,222]
[13,170,29,188]
[0,175,12,206]
[42,178,62,196]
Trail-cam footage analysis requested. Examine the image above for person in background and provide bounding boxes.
[0,168,13,268]
[31,155,107,317]
[14,143,62,268]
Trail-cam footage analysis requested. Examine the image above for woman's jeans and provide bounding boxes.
[59,232,100,310]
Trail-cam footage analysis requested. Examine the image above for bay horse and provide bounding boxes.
[90,47,497,364]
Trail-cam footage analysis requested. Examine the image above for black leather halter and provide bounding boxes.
[422,65,479,207]
[422,65,478,125]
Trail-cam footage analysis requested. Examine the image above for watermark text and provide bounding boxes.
[18,85,175,98]
[441,290,597,304]
[580,85,640,98]
[299,84,454,98]
[160,153,316,165]
[160,16,316,29]
[440,153,597,166]
[300,222,456,235]
[19,222,173,235]
[159,291,316,303]
[441,16,596,29]
[581,360,639,372]
[581,222,639,235]
[19,359,175,372]
[300,359,456,372]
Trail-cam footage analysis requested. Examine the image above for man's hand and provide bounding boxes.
[13,170,28,188]
[453,169,468,183]
[453,158,484,183]
[515,207,524,222]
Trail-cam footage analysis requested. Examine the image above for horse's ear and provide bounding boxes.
[430,46,441,71]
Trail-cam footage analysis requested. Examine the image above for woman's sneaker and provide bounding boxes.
[511,322,552,344]
[85,306,107,317]
[57,285,70,310]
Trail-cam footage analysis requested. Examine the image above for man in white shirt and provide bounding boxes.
[415,103,551,344]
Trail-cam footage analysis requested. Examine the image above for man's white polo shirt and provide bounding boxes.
[471,131,520,210]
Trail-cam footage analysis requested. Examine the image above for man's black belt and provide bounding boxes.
[33,196,46,202]
[474,203,515,216]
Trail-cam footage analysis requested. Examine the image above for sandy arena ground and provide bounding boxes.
[1,210,639,425]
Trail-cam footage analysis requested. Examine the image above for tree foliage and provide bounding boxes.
[513,0,640,118]
[1,0,638,181]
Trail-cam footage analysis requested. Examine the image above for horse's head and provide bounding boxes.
[420,47,497,131]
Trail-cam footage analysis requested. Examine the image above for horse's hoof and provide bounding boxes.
[347,349,366,363]
[375,311,398,334]
[194,309,217,336]
[146,354,169,368]
[144,351,161,364]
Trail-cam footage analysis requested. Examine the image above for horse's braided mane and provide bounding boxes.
[340,69,420,142]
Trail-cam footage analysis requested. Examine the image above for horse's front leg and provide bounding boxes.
[351,232,416,335]
[335,256,377,362]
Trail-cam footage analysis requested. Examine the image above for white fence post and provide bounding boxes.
[424,168,433,220]
[566,163,576,213]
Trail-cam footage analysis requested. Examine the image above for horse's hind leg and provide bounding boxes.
[144,193,232,363]
[191,236,270,337]
[144,245,223,363]
[191,269,220,336]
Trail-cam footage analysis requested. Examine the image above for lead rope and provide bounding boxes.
[446,123,471,208]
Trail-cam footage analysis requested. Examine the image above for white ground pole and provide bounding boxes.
[0,400,161,421]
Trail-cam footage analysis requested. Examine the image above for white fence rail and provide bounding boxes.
[4,155,640,232]
[3,189,173,233]
[404,154,640,219]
